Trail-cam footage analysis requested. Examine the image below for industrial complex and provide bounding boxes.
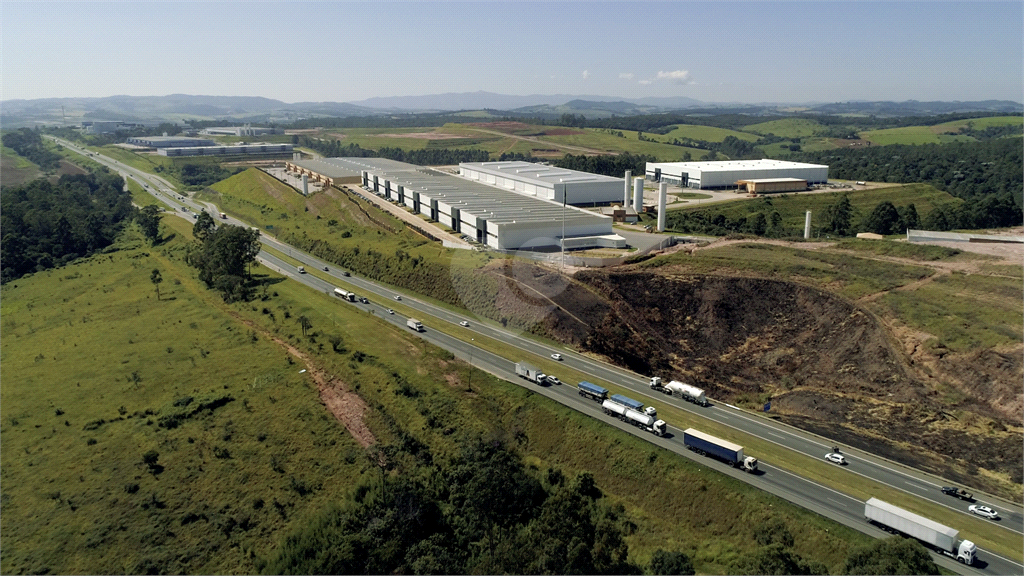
[287,157,622,251]
[458,161,624,205]
[645,159,828,190]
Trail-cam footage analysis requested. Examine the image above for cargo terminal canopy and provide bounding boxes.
[459,161,625,205]
[308,158,621,251]
[646,159,828,190]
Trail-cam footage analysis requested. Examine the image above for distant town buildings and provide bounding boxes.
[81,121,141,134]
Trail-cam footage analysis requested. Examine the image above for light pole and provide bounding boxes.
[467,338,475,392]
[561,189,566,269]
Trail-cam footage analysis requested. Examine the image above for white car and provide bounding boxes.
[459,321,469,327]
[393,295,402,301]
[551,353,562,361]
[969,505,999,520]
[385,309,394,315]
[546,376,561,385]
[824,453,847,465]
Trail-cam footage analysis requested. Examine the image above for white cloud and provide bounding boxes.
[581,70,590,80]
[657,69,691,83]
[638,79,653,85]
[619,73,634,80]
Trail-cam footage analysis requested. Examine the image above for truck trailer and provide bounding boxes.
[864,498,976,565]
[514,362,546,384]
[333,288,356,302]
[650,377,708,406]
[682,428,758,472]
[578,381,608,402]
[406,318,424,332]
[602,400,666,436]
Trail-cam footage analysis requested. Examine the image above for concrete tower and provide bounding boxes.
[623,170,632,205]
[302,173,309,195]
[657,182,667,232]
[633,177,643,213]
[804,211,812,239]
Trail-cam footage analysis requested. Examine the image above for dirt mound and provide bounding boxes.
[576,272,920,401]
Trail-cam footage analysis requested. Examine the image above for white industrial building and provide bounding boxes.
[158,143,293,157]
[459,161,624,205]
[126,136,216,148]
[201,124,282,137]
[303,158,622,251]
[645,159,828,189]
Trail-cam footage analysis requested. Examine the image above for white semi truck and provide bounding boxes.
[514,362,546,384]
[334,288,356,302]
[650,377,708,406]
[864,498,976,565]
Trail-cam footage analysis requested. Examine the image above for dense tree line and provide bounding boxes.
[2,128,63,171]
[177,163,240,188]
[186,213,262,302]
[265,439,650,575]
[796,138,1022,200]
[1,171,133,283]
[296,136,489,165]
[553,152,657,178]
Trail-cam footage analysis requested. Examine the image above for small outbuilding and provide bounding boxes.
[736,178,807,194]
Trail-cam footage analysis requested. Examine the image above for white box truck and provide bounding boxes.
[864,498,976,565]
[406,319,424,332]
[514,362,546,384]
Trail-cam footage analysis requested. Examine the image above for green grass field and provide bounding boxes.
[658,124,760,143]
[860,126,977,146]
[743,118,825,138]
[0,144,43,187]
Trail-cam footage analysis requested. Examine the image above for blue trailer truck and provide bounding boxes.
[577,381,608,402]
[683,428,758,473]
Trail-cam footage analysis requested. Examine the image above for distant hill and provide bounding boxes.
[806,100,1023,116]
[1,92,1019,128]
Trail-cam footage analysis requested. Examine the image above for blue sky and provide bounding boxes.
[2,1,1021,104]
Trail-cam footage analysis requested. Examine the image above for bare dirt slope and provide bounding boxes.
[485,254,1021,497]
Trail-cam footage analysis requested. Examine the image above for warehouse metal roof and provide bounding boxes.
[650,159,828,172]
[335,157,609,227]
[290,157,370,179]
[461,161,622,188]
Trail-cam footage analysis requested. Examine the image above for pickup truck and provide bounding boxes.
[941,486,974,501]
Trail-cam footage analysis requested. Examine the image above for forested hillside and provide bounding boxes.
[1,171,133,283]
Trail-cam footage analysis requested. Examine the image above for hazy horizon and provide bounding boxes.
[2,2,1022,104]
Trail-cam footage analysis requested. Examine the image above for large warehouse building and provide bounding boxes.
[289,158,621,251]
[645,159,828,189]
[157,143,293,157]
[126,136,216,148]
[459,161,624,205]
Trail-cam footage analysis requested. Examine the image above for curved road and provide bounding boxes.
[53,138,1023,575]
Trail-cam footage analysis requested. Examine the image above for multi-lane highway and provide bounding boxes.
[54,139,1023,575]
